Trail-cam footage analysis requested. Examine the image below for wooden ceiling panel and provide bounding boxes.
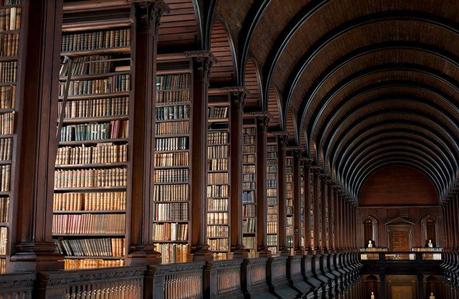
[217,0,254,49]
[159,0,199,48]
[209,21,236,84]
[244,58,262,109]
[267,87,282,128]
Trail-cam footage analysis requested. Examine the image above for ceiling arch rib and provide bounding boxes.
[346,145,449,193]
[332,124,459,185]
[311,81,459,149]
[338,133,456,186]
[350,152,444,198]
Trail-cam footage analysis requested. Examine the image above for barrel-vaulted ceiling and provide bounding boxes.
[63,0,459,202]
[213,0,459,202]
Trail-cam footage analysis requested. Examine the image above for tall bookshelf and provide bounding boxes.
[300,160,305,249]
[266,139,278,255]
[285,155,294,254]
[53,26,132,270]
[0,0,21,273]
[207,100,230,260]
[242,123,257,257]
[152,66,192,264]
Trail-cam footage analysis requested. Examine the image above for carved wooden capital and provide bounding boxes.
[134,0,169,29]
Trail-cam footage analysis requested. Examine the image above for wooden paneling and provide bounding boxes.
[360,165,438,206]
[209,21,236,84]
[159,0,198,48]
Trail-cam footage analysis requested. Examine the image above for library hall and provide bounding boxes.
[0,0,458,298]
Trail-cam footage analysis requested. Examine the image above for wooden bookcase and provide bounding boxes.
[300,159,305,249]
[266,138,278,255]
[53,24,132,270]
[152,60,193,264]
[0,0,21,273]
[242,120,257,257]
[285,155,294,254]
[207,96,230,260]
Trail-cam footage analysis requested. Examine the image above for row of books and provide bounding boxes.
[208,106,228,119]
[243,204,255,218]
[207,198,228,211]
[0,85,15,109]
[267,223,278,234]
[155,137,189,151]
[207,212,228,225]
[0,6,20,32]
[59,56,118,77]
[0,112,13,134]
[55,238,125,257]
[208,239,228,251]
[55,143,128,166]
[208,131,229,144]
[61,29,131,53]
[0,33,18,57]
[0,164,10,192]
[267,235,278,246]
[156,73,190,91]
[0,227,6,255]
[59,75,130,97]
[59,97,129,119]
[208,147,229,161]
[208,225,228,238]
[155,121,189,136]
[64,259,124,270]
[0,61,16,82]
[152,185,189,202]
[0,196,8,222]
[156,90,191,104]
[242,190,255,203]
[243,218,256,233]
[0,137,11,160]
[52,214,125,234]
[154,152,189,167]
[151,223,188,241]
[59,121,129,142]
[242,153,256,164]
[243,236,255,250]
[207,185,229,198]
[208,173,228,185]
[53,192,126,211]
[153,203,188,221]
[153,168,189,183]
[154,243,188,264]
[155,105,190,121]
[54,168,127,189]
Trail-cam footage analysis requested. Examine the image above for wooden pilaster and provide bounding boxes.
[230,90,247,257]
[9,0,63,272]
[293,151,303,255]
[312,167,323,252]
[277,136,288,255]
[303,159,313,253]
[256,115,270,256]
[127,0,168,266]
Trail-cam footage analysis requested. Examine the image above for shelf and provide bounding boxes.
[53,233,125,237]
[0,109,14,114]
[0,56,18,62]
[59,138,128,146]
[152,181,189,186]
[155,118,190,123]
[154,149,190,153]
[0,192,10,196]
[61,115,129,124]
[53,210,126,214]
[55,162,128,169]
[0,160,11,165]
[63,256,124,260]
[54,186,127,193]
[152,240,188,244]
[155,100,191,107]
[152,220,189,223]
[153,165,190,170]
[61,47,131,57]
[58,92,130,101]
[0,82,16,87]
[59,71,130,81]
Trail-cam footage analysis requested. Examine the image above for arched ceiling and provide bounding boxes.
[213,0,459,202]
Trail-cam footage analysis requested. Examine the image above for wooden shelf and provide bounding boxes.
[54,186,127,193]
[63,256,124,260]
[61,47,131,58]
[59,71,130,81]
[59,138,128,146]
[53,210,126,214]
[58,92,130,101]
[61,115,129,124]
[53,233,125,237]
[55,162,128,169]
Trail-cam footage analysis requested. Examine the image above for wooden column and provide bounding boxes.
[338,192,344,251]
[230,90,247,257]
[188,51,214,261]
[9,0,63,272]
[256,115,270,256]
[446,201,452,250]
[278,136,288,254]
[452,197,458,249]
[321,176,330,252]
[127,0,167,266]
[303,159,313,253]
[293,151,303,255]
[329,185,336,252]
[442,204,449,249]
[312,167,323,252]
